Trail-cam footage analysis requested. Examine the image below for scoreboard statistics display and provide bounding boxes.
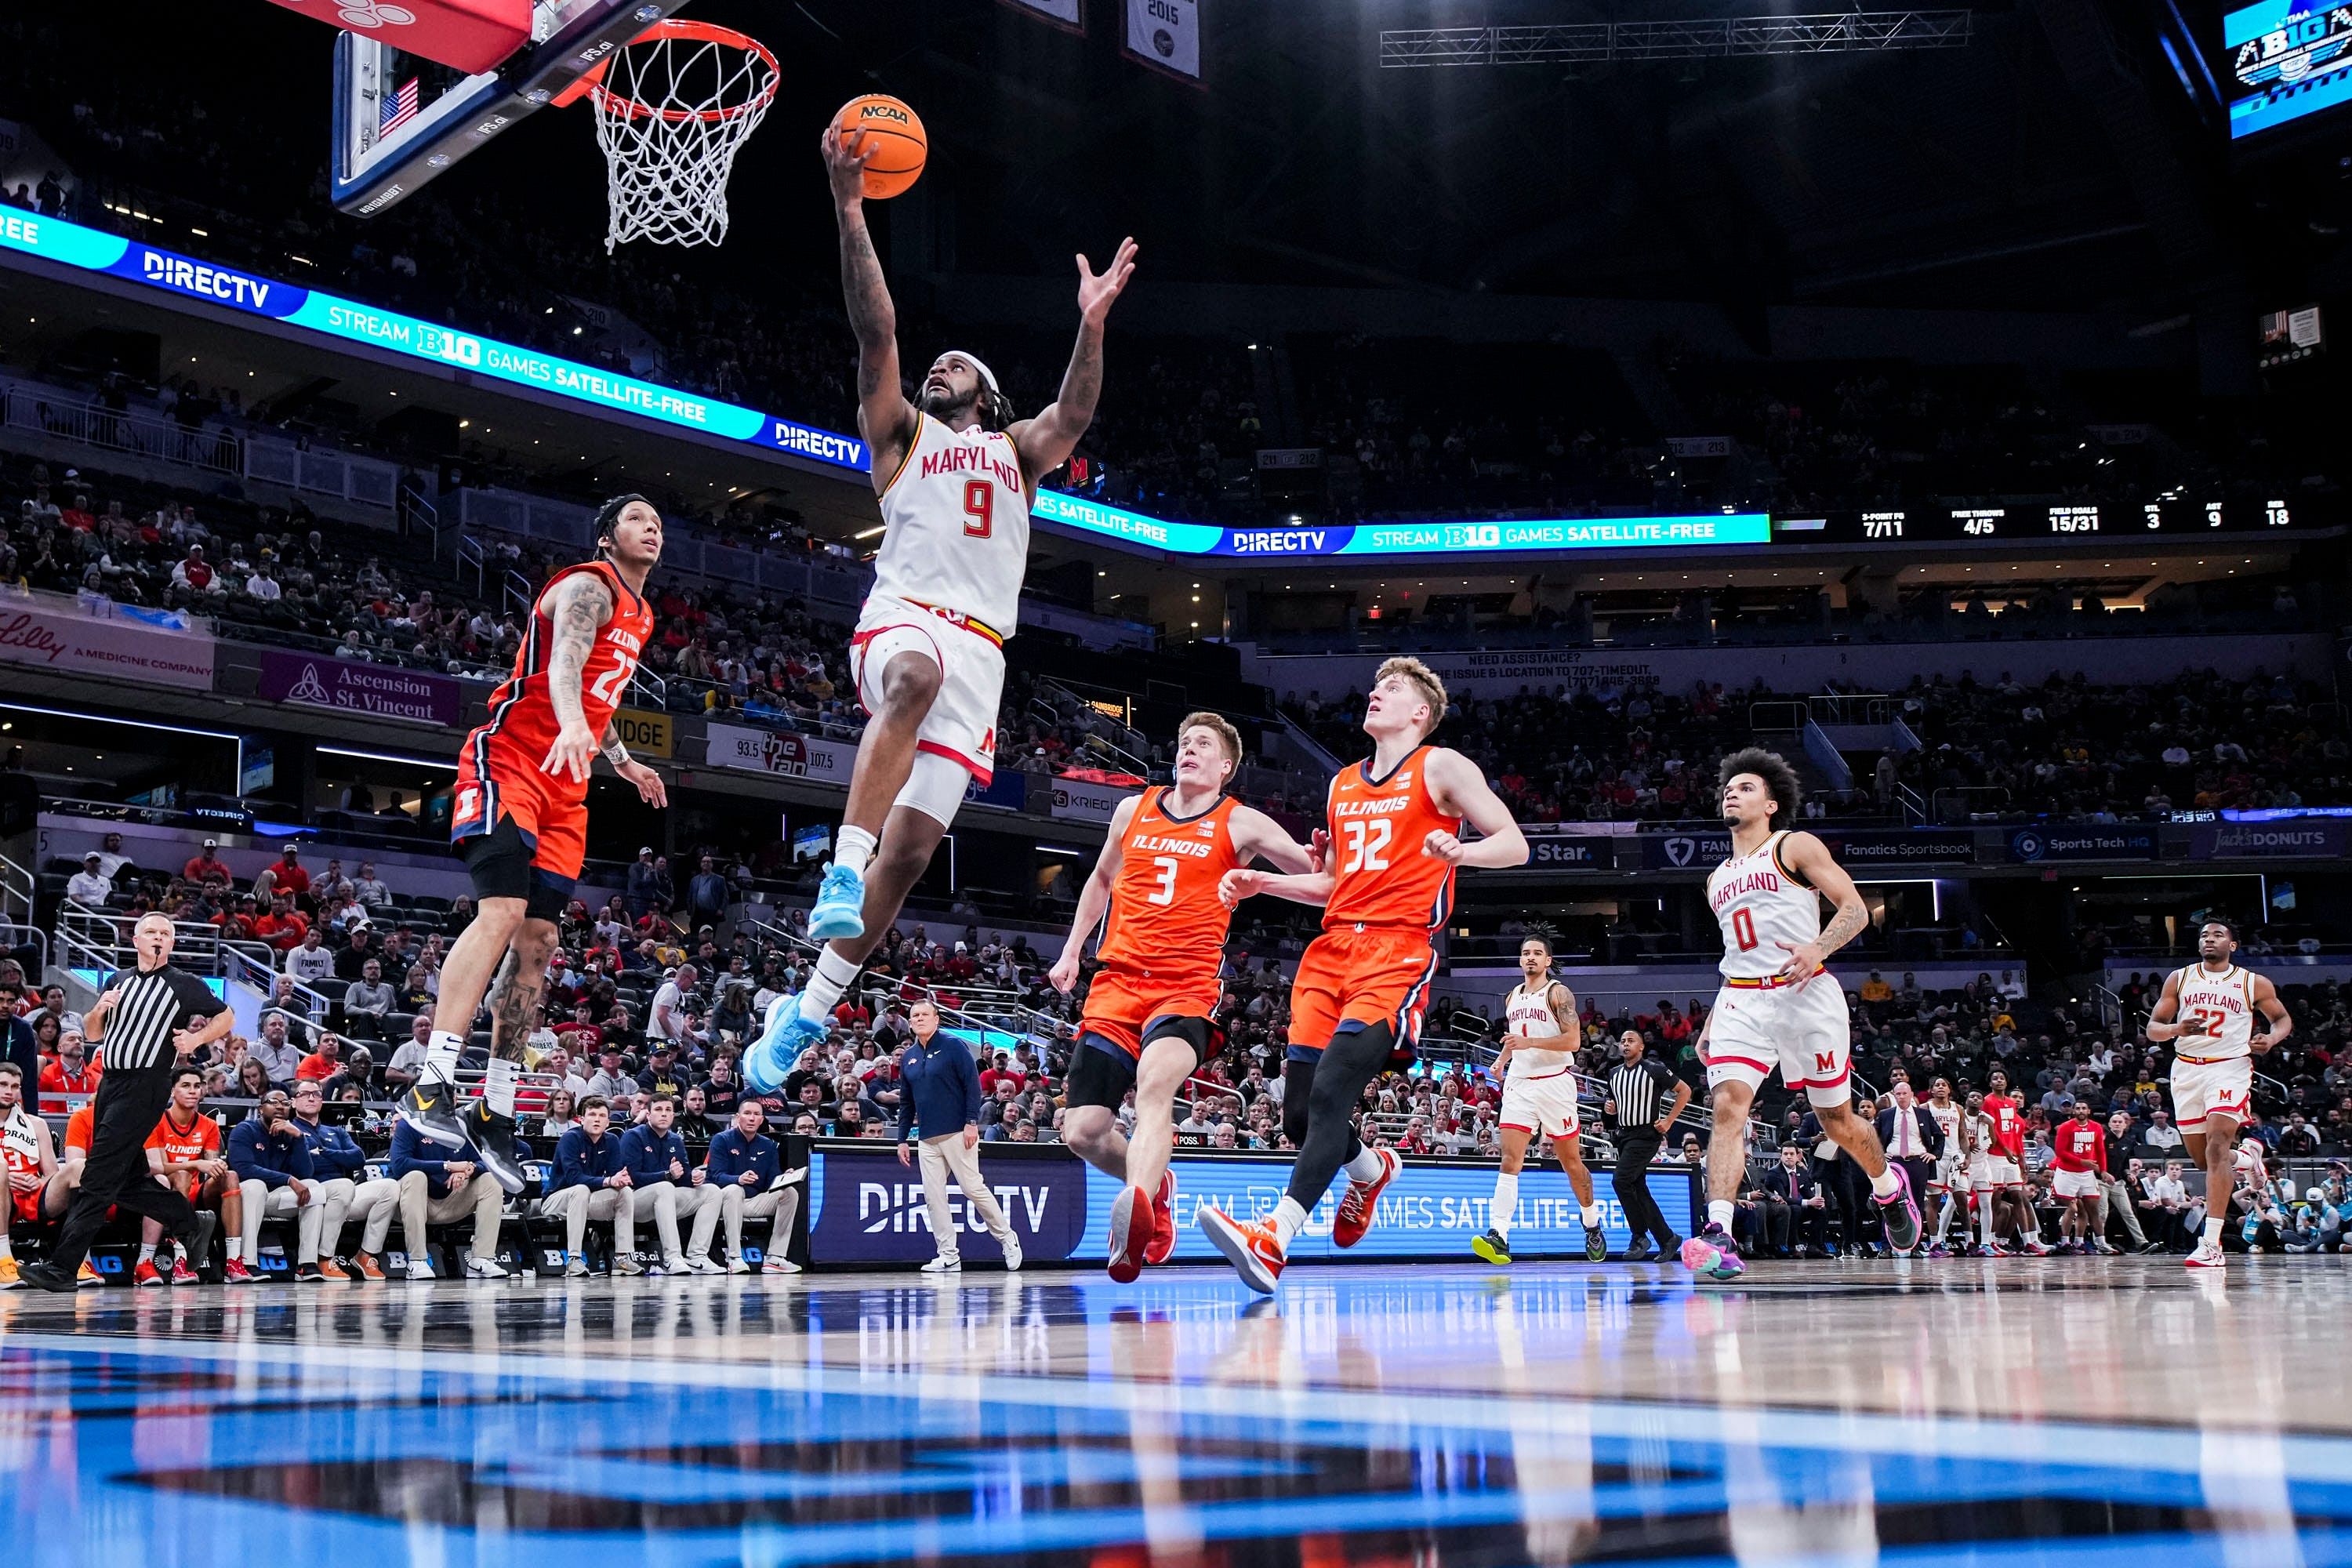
[1776,497,2308,545]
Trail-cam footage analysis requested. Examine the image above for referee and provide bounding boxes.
[23,913,228,1292]
[1605,1030,1692,1261]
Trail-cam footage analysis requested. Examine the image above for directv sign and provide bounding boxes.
[1033,491,1771,558]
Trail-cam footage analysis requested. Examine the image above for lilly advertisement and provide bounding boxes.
[806,1143,1693,1265]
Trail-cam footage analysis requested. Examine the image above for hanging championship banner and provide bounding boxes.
[1000,0,1084,31]
[1126,0,1202,82]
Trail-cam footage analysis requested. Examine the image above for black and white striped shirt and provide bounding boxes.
[95,964,217,1072]
[1607,1055,1679,1131]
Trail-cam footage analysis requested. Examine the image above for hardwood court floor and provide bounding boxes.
[2,1258,2346,1568]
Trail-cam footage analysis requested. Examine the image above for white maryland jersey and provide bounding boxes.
[1928,1100,1964,1156]
[1504,979,1573,1081]
[1706,829,1822,980]
[872,408,1032,634]
[2172,963,2256,1061]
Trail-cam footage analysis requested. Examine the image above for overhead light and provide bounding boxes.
[854,524,886,539]
[459,419,470,428]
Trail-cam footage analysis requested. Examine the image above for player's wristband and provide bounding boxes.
[601,739,630,768]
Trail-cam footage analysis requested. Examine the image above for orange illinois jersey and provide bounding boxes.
[1323,746,1464,934]
[476,560,655,800]
[1096,789,1243,987]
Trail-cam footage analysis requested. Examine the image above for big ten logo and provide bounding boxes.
[859,100,913,126]
[416,323,484,368]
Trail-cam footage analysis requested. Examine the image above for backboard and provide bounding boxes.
[330,0,691,216]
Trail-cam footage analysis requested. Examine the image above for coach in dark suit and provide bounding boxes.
[1756,1145,1828,1254]
[1605,1032,1692,1261]
[1874,1081,1944,1225]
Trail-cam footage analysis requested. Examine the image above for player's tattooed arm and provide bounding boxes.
[821,125,915,489]
[1551,982,1581,1051]
[1008,238,1138,488]
[538,572,615,784]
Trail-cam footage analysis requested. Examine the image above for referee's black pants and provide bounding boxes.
[1612,1129,1676,1250]
[47,1065,199,1272]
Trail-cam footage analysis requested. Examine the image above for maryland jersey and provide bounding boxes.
[473,560,655,804]
[873,409,1032,635]
[1504,979,1575,1082]
[2,1105,41,1182]
[1323,746,1463,934]
[1096,789,1244,989]
[1706,829,1822,981]
[2172,963,2256,1062]
[1928,1100,1963,1155]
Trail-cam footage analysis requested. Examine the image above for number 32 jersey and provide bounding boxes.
[1323,746,1464,935]
[1707,829,1822,980]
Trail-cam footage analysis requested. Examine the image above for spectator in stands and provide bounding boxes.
[546,1094,632,1276]
[384,1111,512,1281]
[342,960,394,1039]
[353,862,392,910]
[626,848,664,923]
[265,844,309,905]
[38,1031,100,1108]
[615,1093,692,1273]
[183,838,230,887]
[2140,1110,2185,1156]
[326,1045,376,1102]
[650,964,695,1047]
[688,855,730,930]
[313,858,355,912]
[295,1031,345,1083]
[256,894,309,952]
[285,927,336,986]
[1759,1144,1829,1257]
[227,1089,329,1280]
[0,983,35,1088]
[234,1056,274,1099]
[248,1011,303,1088]
[587,1047,636,1101]
[66,851,111,906]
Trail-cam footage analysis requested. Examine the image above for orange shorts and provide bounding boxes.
[1287,927,1439,1057]
[453,728,589,880]
[1080,964,1221,1058]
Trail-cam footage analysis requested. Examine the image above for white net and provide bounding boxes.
[590,24,779,252]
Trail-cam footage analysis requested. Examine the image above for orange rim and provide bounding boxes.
[560,19,781,124]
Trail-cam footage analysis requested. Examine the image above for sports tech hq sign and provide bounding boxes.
[0,209,1770,563]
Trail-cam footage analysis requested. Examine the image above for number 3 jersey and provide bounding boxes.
[1706,829,1823,979]
[1323,746,1464,934]
[1095,789,1245,987]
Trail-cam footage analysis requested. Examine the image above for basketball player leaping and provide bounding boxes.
[1048,713,1316,1282]
[746,124,1138,1091]
[401,496,668,1189]
[1201,658,1528,1294]
[2146,918,2290,1272]
[1684,749,1920,1280]
[1471,935,1610,1267]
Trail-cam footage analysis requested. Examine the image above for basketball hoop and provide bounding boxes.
[574,19,779,252]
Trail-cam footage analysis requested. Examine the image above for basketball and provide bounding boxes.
[833,93,927,199]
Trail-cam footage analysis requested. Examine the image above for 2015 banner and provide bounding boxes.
[1125,0,1202,81]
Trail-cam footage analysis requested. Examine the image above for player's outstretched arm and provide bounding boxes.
[1772,831,1869,985]
[2144,970,2188,1042]
[1007,238,1138,490]
[1051,797,1138,993]
[1229,804,1319,876]
[822,125,916,495]
[539,571,615,785]
[1420,749,1528,869]
[1218,865,1333,910]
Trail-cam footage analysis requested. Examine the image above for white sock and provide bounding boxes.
[485,1056,519,1119]
[424,1031,464,1083]
[1708,1199,1737,1233]
[1343,1144,1386,1183]
[226,1238,243,1261]
[0,1233,13,1262]
[833,826,877,878]
[1272,1196,1308,1247]
[797,946,862,1025]
[138,1242,157,1263]
[1934,1200,1955,1241]
[1579,1202,1603,1229]
[1980,1201,1995,1246]
[2202,1217,2225,1248]
[1489,1171,1519,1239]
[1871,1167,1901,1200]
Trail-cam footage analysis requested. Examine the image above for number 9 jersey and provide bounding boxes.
[452,557,653,882]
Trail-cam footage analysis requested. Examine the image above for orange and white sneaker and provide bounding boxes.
[1143,1169,1178,1267]
[1332,1147,1401,1250]
[75,1261,104,1289]
[2185,1242,2227,1271]
[1106,1185,1152,1284]
[1200,1207,1285,1295]
[0,1256,18,1288]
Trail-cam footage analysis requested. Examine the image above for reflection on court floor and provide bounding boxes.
[2,1260,2346,1568]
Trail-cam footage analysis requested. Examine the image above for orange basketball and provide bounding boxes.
[833,94,926,200]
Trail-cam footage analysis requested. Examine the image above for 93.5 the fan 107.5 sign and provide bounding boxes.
[1773,496,2307,544]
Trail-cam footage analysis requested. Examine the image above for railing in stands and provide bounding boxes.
[1894,780,1929,826]
[56,900,276,979]
[222,944,334,1022]
[742,915,1073,1054]
[501,568,535,618]
[0,851,34,931]
[455,534,488,597]
[0,380,241,477]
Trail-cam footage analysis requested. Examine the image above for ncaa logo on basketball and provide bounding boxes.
[336,2,414,28]
[860,102,913,125]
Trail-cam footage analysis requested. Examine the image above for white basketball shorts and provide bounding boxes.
[1932,1154,1970,1195]
[2169,1056,2252,1134]
[2051,1167,2102,1201]
[1499,1070,1583,1142]
[1703,978,1853,1108]
[851,592,1005,818]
